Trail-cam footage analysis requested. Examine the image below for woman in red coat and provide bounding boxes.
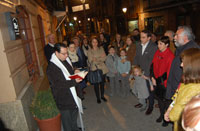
[151,36,174,126]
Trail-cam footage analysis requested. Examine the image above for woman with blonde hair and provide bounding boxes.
[164,48,200,131]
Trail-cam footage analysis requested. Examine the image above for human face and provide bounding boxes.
[164,32,173,41]
[56,47,68,61]
[109,48,115,55]
[92,39,98,48]
[140,32,151,45]
[69,44,76,52]
[100,34,104,41]
[83,39,88,45]
[133,68,140,76]
[116,34,121,42]
[126,37,132,46]
[158,41,168,52]
[151,34,157,43]
[133,30,139,36]
[49,34,55,44]
[120,50,126,57]
[73,39,79,47]
[174,29,185,47]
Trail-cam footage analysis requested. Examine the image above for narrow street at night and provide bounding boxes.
[82,83,172,131]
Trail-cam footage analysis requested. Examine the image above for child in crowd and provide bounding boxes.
[105,46,120,96]
[117,49,131,97]
[130,65,151,111]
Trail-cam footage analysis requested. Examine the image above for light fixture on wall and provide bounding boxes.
[122,8,127,14]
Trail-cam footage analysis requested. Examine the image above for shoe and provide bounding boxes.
[140,106,146,112]
[162,121,169,127]
[101,97,107,102]
[156,116,162,123]
[97,99,101,104]
[134,103,142,108]
[145,108,153,115]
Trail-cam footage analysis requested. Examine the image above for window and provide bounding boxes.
[16,6,39,83]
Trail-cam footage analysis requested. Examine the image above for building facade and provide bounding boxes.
[0,0,57,130]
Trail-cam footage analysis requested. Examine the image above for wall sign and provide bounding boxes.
[5,12,21,40]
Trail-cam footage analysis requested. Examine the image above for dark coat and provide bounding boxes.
[133,41,157,76]
[77,47,87,68]
[165,40,200,99]
[46,61,83,110]
[44,44,54,63]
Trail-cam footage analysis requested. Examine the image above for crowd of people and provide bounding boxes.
[44,26,200,131]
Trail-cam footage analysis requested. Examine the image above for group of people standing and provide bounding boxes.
[44,25,200,131]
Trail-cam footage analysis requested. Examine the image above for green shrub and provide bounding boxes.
[30,88,59,120]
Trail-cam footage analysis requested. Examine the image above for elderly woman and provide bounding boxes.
[164,48,200,131]
[88,36,108,104]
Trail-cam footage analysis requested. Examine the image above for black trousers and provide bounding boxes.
[146,80,154,109]
[157,98,168,118]
[60,108,78,131]
[93,74,106,100]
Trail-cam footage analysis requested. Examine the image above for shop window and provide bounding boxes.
[16,6,39,83]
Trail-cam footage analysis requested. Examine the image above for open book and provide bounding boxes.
[69,71,88,80]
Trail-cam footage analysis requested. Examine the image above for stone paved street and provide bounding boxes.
[82,83,173,131]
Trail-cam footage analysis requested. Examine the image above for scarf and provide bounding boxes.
[50,53,83,114]
[68,49,79,63]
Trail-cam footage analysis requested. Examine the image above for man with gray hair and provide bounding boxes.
[165,26,200,107]
[44,34,56,63]
[164,30,176,53]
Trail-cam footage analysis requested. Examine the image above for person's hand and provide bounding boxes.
[75,78,82,83]
[141,75,148,80]
[122,73,127,77]
[121,59,126,63]
[150,86,154,91]
[164,106,173,122]
[74,69,80,74]
[151,77,157,86]
[101,53,106,58]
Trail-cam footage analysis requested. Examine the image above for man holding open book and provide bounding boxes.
[47,43,85,131]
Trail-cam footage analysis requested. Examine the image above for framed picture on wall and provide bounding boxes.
[128,20,138,33]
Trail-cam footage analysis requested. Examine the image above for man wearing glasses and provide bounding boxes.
[47,43,83,131]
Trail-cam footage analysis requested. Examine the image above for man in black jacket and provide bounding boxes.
[165,26,200,105]
[44,34,56,63]
[47,43,83,131]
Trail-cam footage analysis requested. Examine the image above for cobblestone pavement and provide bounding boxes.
[82,83,173,131]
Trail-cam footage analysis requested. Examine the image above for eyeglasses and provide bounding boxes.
[60,52,68,56]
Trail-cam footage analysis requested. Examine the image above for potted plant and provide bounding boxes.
[30,88,61,131]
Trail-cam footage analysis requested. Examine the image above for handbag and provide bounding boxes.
[87,65,103,84]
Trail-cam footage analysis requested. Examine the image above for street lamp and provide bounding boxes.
[73,17,77,21]
[80,0,87,36]
[73,17,78,31]
[122,8,127,13]
[122,7,128,34]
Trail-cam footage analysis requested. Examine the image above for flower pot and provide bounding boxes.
[34,114,61,131]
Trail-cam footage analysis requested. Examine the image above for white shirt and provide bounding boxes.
[141,41,149,55]
[48,43,54,47]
